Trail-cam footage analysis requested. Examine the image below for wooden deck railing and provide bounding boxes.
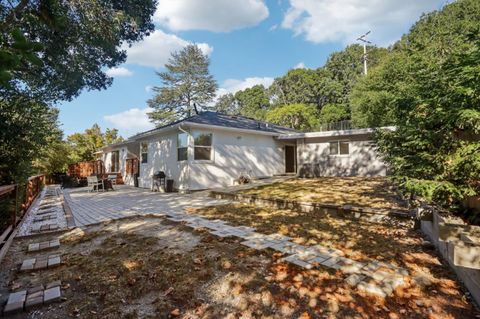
[0,174,45,262]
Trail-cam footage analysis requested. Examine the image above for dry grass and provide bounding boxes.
[194,203,478,318]
[0,216,477,319]
[240,177,408,211]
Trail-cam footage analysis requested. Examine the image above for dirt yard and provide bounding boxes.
[240,177,408,211]
[194,203,478,318]
[0,215,477,319]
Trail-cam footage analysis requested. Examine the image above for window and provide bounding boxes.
[193,132,212,160]
[141,142,148,163]
[111,150,120,172]
[329,141,349,155]
[177,132,188,161]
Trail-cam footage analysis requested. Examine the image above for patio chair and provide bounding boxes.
[87,176,104,192]
[107,174,117,189]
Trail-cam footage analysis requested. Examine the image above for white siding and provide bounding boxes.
[297,134,386,176]
[188,128,285,190]
[137,131,188,190]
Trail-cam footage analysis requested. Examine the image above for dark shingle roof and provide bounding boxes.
[129,111,298,140]
[186,111,298,134]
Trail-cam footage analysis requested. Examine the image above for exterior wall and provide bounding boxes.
[297,133,386,177]
[137,131,188,190]
[187,128,285,190]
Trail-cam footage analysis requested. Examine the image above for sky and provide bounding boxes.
[58,0,447,138]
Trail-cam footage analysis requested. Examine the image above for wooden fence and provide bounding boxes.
[0,174,45,262]
[68,160,105,178]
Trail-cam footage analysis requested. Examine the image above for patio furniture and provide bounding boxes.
[107,174,117,189]
[87,176,104,192]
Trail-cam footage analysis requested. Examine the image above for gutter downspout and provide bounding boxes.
[178,125,191,193]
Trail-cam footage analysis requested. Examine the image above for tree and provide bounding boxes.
[235,85,270,120]
[266,104,320,131]
[269,68,342,110]
[148,45,217,125]
[0,0,156,185]
[350,0,480,211]
[0,0,156,102]
[67,124,123,162]
[319,104,350,124]
[214,93,238,115]
[0,98,61,184]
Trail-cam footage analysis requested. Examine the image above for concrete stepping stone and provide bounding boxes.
[240,239,274,250]
[281,255,314,269]
[3,290,27,314]
[31,223,59,233]
[3,281,62,314]
[33,215,56,223]
[209,230,234,238]
[20,255,62,271]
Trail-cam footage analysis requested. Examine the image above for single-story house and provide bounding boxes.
[100,111,390,191]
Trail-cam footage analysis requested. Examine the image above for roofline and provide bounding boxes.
[276,126,396,140]
[184,121,283,136]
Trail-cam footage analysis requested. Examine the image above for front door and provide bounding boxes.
[285,145,296,173]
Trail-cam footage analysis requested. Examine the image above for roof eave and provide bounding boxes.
[276,126,397,140]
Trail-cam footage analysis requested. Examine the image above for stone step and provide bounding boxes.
[20,255,62,271]
[3,281,62,315]
[31,223,59,233]
[28,239,60,252]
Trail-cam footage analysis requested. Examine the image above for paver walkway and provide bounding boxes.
[63,185,409,298]
[64,185,229,226]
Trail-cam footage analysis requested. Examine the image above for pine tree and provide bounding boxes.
[148,45,217,125]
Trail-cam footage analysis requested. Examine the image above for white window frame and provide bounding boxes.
[193,131,214,162]
[329,140,350,156]
[177,132,188,162]
[140,142,148,164]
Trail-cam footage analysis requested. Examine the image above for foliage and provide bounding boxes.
[318,104,350,125]
[67,124,123,163]
[0,0,156,102]
[214,93,237,115]
[234,85,270,120]
[266,103,320,130]
[0,0,154,185]
[269,68,342,110]
[352,0,480,209]
[148,45,217,125]
[0,97,61,184]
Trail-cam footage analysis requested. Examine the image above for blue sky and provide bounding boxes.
[58,0,446,138]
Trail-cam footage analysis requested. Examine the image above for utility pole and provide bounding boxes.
[357,31,371,75]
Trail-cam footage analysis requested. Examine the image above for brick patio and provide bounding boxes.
[63,185,229,226]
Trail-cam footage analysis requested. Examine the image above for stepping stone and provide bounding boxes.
[46,280,61,289]
[345,273,365,286]
[25,291,44,309]
[33,215,56,223]
[48,255,61,267]
[20,258,36,271]
[4,290,27,314]
[281,255,314,269]
[240,239,273,250]
[27,285,44,294]
[36,210,55,216]
[209,230,234,238]
[28,239,61,252]
[319,256,342,269]
[43,286,61,304]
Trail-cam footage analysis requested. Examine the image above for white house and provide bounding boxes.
[100,112,388,191]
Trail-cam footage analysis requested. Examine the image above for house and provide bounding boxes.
[100,111,389,191]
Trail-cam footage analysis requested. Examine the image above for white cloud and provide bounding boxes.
[154,0,269,32]
[104,107,155,137]
[124,30,213,68]
[217,77,274,97]
[145,85,153,92]
[294,62,306,69]
[106,67,133,77]
[281,0,444,45]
